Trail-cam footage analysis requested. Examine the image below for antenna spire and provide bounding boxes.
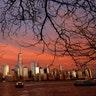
[19,47,21,53]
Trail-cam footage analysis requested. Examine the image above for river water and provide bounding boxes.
[0,81,96,96]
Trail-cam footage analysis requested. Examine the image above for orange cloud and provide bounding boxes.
[1,42,76,70]
[0,32,77,70]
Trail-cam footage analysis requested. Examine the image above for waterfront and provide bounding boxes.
[0,81,96,96]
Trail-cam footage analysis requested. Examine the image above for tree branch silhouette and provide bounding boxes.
[0,0,96,68]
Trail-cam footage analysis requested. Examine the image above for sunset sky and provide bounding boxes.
[0,0,96,74]
[0,17,77,70]
[0,33,96,77]
[0,34,76,70]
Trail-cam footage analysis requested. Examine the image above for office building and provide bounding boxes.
[18,51,23,76]
[35,62,40,74]
[65,71,71,80]
[31,61,35,76]
[22,66,28,79]
[46,64,50,74]
[14,65,20,77]
[84,68,93,79]
[88,68,92,79]
[2,65,10,78]
[77,70,83,79]
[11,69,17,81]
[70,70,77,79]
[35,66,40,74]
[40,68,44,75]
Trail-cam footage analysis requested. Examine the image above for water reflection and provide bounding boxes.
[0,82,22,96]
[20,94,30,96]
[0,81,96,96]
[20,90,30,96]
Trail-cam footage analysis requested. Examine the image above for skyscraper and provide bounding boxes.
[2,65,10,78]
[22,66,28,80]
[18,51,23,76]
[45,64,50,74]
[35,62,40,74]
[31,61,35,76]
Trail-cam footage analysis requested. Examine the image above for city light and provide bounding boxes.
[0,52,93,82]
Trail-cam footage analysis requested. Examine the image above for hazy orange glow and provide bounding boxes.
[0,29,77,71]
[0,40,76,70]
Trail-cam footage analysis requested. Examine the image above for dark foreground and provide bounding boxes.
[0,80,96,96]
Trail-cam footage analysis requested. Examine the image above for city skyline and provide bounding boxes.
[0,1,96,96]
[0,0,96,74]
[1,59,93,82]
[0,37,77,70]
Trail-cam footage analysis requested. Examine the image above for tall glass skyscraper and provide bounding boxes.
[18,51,23,76]
[31,61,35,76]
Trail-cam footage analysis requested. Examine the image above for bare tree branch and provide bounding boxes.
[0,0,96,68]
